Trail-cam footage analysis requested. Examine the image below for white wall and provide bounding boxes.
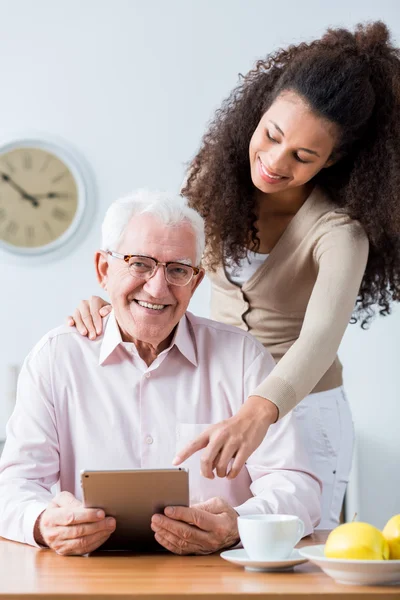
[0,0,399,527]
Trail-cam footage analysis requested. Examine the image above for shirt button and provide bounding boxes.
[145,372,151,378]
[145,435,154,445]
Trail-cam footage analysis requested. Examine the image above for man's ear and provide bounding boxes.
[95,251,109,289]
[190,268,205,296]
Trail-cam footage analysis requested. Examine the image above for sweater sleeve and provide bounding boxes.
[251,221,369,418]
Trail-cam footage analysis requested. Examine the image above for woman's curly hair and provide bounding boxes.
[182,21,400,327]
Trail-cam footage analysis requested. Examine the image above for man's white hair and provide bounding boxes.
[101,189,205,264]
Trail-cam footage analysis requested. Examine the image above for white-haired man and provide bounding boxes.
[0,190,321,556]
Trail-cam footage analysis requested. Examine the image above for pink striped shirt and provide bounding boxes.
[0,311,321,547]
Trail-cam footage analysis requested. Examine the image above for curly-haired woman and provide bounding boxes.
[68,21,400,528]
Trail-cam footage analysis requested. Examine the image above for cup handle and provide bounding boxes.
[295,519,305,544]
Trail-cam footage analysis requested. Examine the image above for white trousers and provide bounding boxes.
[293,386,354,530]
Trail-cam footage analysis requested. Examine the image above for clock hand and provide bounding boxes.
[0,172,39,207]
[35,192,70,199]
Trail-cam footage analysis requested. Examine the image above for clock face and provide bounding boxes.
[0,146,79,250]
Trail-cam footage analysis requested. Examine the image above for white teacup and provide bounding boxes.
[237,514,305,561]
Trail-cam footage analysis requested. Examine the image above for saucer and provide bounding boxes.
[220,548,308,572]
[299,545,400,586]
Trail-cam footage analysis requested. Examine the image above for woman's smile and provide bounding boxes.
[257,157,289,184]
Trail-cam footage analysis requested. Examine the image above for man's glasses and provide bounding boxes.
[105,251,200,287]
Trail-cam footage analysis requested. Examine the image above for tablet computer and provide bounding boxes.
[81,468,189,551]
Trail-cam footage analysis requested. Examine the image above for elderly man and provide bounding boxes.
[0,190,321,556]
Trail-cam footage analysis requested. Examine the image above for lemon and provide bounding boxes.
[382,514,400,559]
[324,522,389,560]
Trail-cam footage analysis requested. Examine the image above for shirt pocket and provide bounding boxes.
[176,423,236,505]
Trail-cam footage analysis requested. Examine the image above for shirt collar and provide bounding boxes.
[99,311,123,365]
[171,311,198,367]
[99,310,198,367]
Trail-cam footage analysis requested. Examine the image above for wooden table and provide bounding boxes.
[0,532,399,599]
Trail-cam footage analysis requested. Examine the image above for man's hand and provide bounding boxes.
[151,497,239,555]
[173,396,279,479]
[34,491,116,555]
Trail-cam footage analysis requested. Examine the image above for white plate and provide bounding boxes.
[299,545,400,586]
[220,548,308,572]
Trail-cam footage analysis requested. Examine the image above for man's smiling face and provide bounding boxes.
[98,213,204,351]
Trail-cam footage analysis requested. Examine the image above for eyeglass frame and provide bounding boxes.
[105,250,201,286]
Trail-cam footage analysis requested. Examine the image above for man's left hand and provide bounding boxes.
[151,497,239,555]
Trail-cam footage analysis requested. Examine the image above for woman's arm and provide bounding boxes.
[173,395,279,478]
[175,221,369,477]
[67,296,111,338]
[252,222,369,417]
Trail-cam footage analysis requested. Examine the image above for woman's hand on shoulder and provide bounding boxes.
[67,296,111,339]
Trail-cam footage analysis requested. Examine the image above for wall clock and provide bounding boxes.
[0,137,93,258]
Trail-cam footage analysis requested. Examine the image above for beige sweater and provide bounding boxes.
[208,187,369,418]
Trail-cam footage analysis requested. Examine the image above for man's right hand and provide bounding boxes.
[34,491,116,555]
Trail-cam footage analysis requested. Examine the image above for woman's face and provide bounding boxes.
[249,91,338,195]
